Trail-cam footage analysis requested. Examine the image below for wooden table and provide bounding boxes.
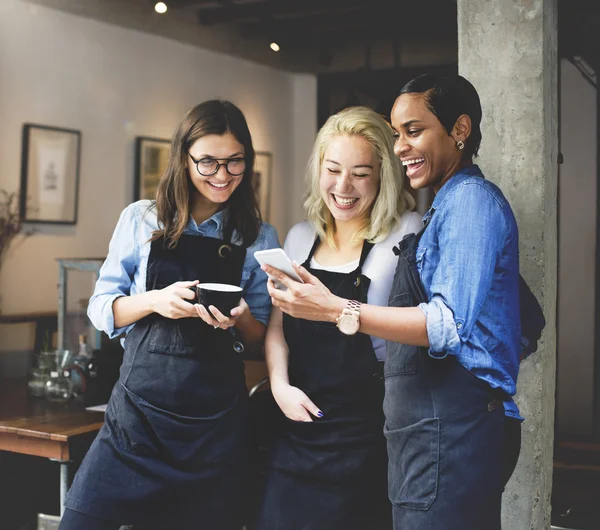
[0,378,105,516]
[0,360,268,516]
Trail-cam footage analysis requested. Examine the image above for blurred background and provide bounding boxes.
[0,0,599,528]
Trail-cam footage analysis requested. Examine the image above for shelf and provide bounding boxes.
[0,312,57,324]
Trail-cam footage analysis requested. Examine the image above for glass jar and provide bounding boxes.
[56,349,72,370]
[37,351,59,372]
[44,371,73,403]
[28,368,49,397]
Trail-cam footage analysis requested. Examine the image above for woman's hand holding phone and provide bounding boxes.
[261,260,346,323]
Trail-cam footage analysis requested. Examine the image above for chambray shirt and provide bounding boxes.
[88,200,280,340]
[417,165,522,420]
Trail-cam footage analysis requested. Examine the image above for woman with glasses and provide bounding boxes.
[59,100,279,530]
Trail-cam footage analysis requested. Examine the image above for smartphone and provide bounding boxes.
[254,248,304,290]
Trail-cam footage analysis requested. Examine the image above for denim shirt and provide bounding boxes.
[88,200,280,339]
[417,166,522,420]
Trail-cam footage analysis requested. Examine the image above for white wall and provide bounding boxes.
[556,58,597,438]
[289,76,318,228]
[0,0,316,324]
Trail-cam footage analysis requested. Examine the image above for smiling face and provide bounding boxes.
[319,135,380,227]
[187,132,245,212]
[391,93,467,192]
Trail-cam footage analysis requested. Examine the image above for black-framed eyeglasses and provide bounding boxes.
[188,154,246,177]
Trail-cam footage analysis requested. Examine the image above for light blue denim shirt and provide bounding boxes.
[417,165,522,420]
[88,200,280,339]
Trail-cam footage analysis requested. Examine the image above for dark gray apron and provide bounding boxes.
[384,230,506,530]
[257,239,390,530]
[65,234,249,530]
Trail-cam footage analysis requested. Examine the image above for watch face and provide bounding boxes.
[338,314,359,335]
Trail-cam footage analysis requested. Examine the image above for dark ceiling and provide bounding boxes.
[101,0,600,76]
[158,0,600,69]
[162,0,457,63]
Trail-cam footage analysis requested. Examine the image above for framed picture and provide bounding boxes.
[253,151,273,223]
[19,124,81,224]
[134,137,171,201]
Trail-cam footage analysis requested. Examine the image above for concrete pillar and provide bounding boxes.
[457,1,558,529]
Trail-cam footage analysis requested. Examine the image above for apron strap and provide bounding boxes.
[304,236,321,267]
[304,236,374,277]
[357,240,374,273]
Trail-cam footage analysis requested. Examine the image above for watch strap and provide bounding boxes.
[336,299,361,322]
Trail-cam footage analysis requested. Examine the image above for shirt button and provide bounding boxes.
[233,341,245,353]
[456,322,462,329]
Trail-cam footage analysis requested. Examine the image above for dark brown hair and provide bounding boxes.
[152,100,261,248]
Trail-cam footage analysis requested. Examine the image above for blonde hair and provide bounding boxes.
[304,106,415,248]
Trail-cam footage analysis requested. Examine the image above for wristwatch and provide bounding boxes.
[336,300,361,335]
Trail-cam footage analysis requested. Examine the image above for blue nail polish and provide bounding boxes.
[317,411,324,418]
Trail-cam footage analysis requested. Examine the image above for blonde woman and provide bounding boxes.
[256,107,421,530]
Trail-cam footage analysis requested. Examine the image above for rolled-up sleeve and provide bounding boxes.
[87,204,139,338]
[420,183,507,358]
[418,299,460,358]
[243,224,281,325]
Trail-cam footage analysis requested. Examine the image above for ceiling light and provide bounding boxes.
[155,2,167,14]
[270,42,280,52]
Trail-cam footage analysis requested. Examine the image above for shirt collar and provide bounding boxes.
[422,164,483,225]
[186,208,226,233]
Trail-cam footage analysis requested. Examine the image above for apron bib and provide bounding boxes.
[258,239,390,530]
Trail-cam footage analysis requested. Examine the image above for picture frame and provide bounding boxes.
[253,151,273,223]
[19,123,81,224]
[134,136,171,201]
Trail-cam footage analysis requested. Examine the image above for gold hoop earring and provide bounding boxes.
[456,140,465,150]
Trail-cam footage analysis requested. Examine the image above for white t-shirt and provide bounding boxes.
[283,211,423,361]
